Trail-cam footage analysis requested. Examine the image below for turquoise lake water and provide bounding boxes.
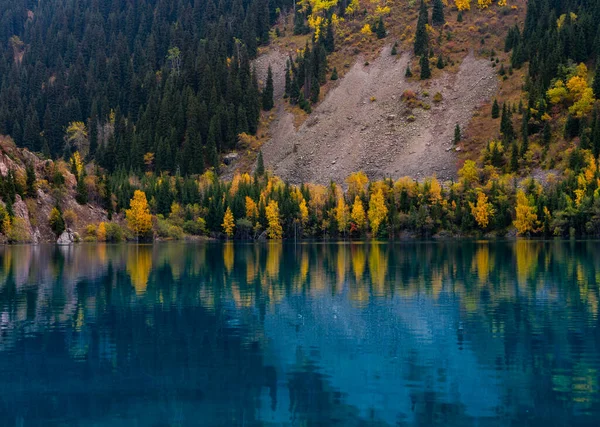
[0,241,599,426]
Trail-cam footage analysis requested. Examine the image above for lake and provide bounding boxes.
[0,241,599,426]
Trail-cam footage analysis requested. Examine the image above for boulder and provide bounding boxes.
[223,152,239,165]
[57,228,80,245]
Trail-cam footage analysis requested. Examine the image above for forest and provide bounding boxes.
[2,0,600,241]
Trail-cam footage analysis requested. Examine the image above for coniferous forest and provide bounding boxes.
[3,0,600,242]
[0,0,285,173]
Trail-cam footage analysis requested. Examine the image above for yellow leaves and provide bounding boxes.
[368,189,388,236]
[222,207,235,238]
[478,0,492,9]
[345,0,359,15]
[126,190,153,238]
[308,15,325,40]
[346,171,369,199]
[459,160,479,186]
[375,5,391,16]
[97,222,107,242]
[70,151,84,177]
[557,12,577,29]
[428,177,443,204]
[335,197,350,233]
[569,88,595,118]
[455,0,471,11]
[350,196,366,230]
[299,198,309,225]
[469,191,495,229]
[567,75,588,97]
[245,196,258,220]
[361,24,373,36]
[514,190,539,235]
[266,200,283,239]
[497,0,507,6]
[547,80,568,105]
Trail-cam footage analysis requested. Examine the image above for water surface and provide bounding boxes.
[0,241,599,426]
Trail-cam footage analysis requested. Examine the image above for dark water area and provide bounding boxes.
[0,241,600,426]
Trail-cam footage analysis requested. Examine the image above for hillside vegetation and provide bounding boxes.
[2,0,600,241]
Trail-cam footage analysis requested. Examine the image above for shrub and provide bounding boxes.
[423,103,431,110]
[183,219,207,235]
[433,92,443,102]
[63,209,77,229]
[8,217,31,243]
[49,207,65,236]
[105,222,125,242]
[407,115,416,122]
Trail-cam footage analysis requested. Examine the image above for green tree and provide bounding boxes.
[262,66,274,111]
[376,17,386,39]
[454,123,461,144]
[491,99,500,118]
[256,151,265,176]
[420,55,431,80]
[414,0,429,57]
[432,0,445,26]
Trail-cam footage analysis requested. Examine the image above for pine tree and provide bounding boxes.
[256,150,265,176]
[391,42,398,56]
[520,108,530,156]
[376,17,386,39]
[510,140,519,171]
[454,124,461,144]
[331,67,338,80]
[325,21,335,53]
[491,99,500,119]
[432,0,445,26]
[405,66,413,78]
[593,62,600,99]
[500,103,515,143]
[543,122,552,147]
[436,54,444,69]
[25,164,36,198]
[76,173,88,205]
[414,0,429,57]
[420,55,431,80]
[262,66,274,111]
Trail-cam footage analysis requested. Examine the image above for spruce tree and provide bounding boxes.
[391,43,398,56]
[405,66,413,78]
[454,124,461,144]
[510,141,519,171]
[331,67,338,80]
[432,0,445,26]
[500,103,515,143]
[262,66,274,111]
[543,122,551,147]
[414,0,429,57]
[256,151,265,176]
[76,173,88,205]
[520,108,529,156]
[491,99,500,119]
[324,21,335,52]
[436,54,444,69]
[593,62,600,99]
[376,17,386,39]
[25,164,36,198]
[420,55,431,80]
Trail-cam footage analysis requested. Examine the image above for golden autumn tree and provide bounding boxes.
[368,188,388,237]
[514,190,540,235]
[469,191,495,229]
[455,0,471,11]
[222,206,235,238]
[478,0,492,8]
[126,190,153,240]
[346,171,369,200]
[97,222,107,242]
[350,196,366,232]
[299,198,309,226]
[335,197,349,235]
[245,196,259,220]
[265,200,283,239]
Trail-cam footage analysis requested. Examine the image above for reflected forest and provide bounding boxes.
[1,242,600,425]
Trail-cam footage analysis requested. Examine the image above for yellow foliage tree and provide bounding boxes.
[299,198,309,226]
[469,192,495,229]
[245,196,259,220]
[368,189,388,236]
[97,222,107,242]
[335,197,349,234]
[478,0,492,9]
[265,200,283,239]
[66,121,89,157]
[455,0,471,11]
[222,206,235,238]
[351,196,366,231]
[459,160,479,186]
[514,190,540,235]
[346,171,369,200]
[125,190,153,239]
[70,151,84,178]
[360,24,373,36]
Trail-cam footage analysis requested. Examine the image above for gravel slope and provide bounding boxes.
[260,46,498,184]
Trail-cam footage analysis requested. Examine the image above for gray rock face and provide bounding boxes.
[57,228,79,245]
